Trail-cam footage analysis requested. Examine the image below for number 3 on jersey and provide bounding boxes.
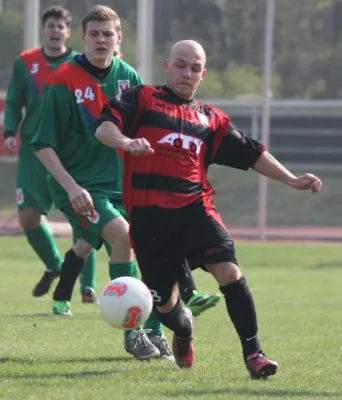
[74,86,95,104]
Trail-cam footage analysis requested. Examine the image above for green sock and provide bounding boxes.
[109,260,138,339]
[25,223,62,272]
[79,250,96,293]
[144,310,163,336]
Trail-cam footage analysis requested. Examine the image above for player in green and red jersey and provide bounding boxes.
[3,6,97,302]
[31,5,174,361]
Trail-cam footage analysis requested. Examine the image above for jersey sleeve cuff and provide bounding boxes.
[3,131,16,139]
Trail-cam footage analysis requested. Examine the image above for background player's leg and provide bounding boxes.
[53,239,92,316]
[101,215,161,361]
[179,261,221,316]
[20,208,63,297]
[16,143,63,297]
[103,236,173,360]
[74,228,97,303]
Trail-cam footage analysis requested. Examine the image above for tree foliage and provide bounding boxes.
[1,0,342,99]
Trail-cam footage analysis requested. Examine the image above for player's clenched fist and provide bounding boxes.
[123,138,154,155]
[288,173,322,193]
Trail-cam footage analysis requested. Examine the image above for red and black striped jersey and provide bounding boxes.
[96,85,265,213]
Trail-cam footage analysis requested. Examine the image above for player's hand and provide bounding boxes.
[123,138,154,155]
[67,184,94,213]
[288,173,322,193]
[4,137,17,155]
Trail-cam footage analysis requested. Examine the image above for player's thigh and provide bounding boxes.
[184,208,238,268]
[16,140,52,215]
[111,199,129,222]
[60,197,122,250]
[101,199,130,245]
[130,219,185,307]
[136,253,185,307]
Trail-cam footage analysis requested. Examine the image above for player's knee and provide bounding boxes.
[112,232,131,253]
[146,282,179,312]
[206,261,242,286]
[102,217,132,257]
[73,239,93,259]
[18,208,43,231]
[154,287,179,313]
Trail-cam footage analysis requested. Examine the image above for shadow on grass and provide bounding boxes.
[167,388,341,398]
[0,356,131,365]
[311,260,342,269]
[0,369,118,380]
[1,313,51,318]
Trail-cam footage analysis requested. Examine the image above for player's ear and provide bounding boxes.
[163,59,169,71]
[117,30,123,45]
[200,68,207,82]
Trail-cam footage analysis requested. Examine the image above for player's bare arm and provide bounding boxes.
[213,122,322,195]
[95,121,153,155]
[253,151,322,193]
[35,147,93,212]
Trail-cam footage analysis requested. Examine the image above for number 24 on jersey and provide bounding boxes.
[74,86,95,104]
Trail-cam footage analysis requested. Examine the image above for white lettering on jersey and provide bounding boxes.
[157,133,203,154]
[31,63,39,74]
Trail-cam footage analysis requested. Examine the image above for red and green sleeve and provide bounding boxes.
[30,74,72,152]
[3,57,27,138]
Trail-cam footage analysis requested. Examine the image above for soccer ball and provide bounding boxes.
[99,276,153,330]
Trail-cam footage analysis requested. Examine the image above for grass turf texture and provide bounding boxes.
[0,237,341,400]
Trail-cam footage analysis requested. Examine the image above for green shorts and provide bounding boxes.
[61,197,127,250]
[16,138,53,215]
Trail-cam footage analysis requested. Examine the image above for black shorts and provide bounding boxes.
[130,199,237,306]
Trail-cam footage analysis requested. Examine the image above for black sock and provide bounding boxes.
[154,298,192,338]
[220,277,261,360]
[53,249,85,301]
[179,261,197,303]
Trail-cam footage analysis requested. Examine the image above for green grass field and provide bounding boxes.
[0,237,341,400]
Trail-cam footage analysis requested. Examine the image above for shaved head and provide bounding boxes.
[164,40,207,100]
[168,40,206,66]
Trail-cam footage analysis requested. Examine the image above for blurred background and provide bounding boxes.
[0,0,341,240]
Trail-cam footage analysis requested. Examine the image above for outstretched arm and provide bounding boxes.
[253,151,322,193]
[211,122,322,194]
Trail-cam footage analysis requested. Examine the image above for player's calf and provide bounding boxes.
[155,300,194,368]
[53,240,91,306]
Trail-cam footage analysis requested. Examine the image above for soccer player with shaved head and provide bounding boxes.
[95,39,322,377]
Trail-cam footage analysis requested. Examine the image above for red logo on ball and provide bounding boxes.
[122,306,143,329]
[103,283,127,297]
